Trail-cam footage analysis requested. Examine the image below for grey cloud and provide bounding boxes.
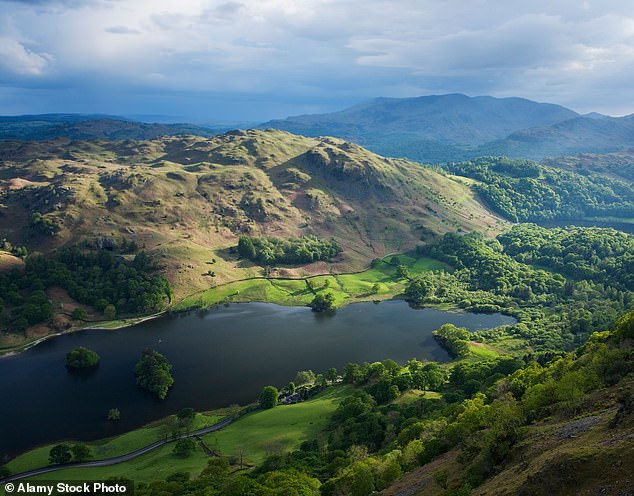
[105,25,140,35]
[3,0,634,118]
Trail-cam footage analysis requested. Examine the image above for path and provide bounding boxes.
[0,418,233,484]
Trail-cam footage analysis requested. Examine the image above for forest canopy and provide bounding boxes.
[237,235,342,265]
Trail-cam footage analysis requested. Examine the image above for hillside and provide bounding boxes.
[262,94,634,163]
[0,129,506,304]
[382,376,634,496]
[542,148,634,183]
[480,115,634,160]
[0,114,219,141]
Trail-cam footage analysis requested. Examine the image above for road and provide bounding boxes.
[0,418,233,484]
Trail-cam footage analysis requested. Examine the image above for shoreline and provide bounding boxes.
[0,255,406,358]
[0,312,167,358]
[0,253,456,357]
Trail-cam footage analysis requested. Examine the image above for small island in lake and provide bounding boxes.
[134,348,174,399]
[65,347,100,369]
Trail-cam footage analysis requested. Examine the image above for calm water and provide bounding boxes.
[0,301,515,459]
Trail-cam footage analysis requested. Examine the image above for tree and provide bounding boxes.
[309,292,335,312]
[295,370,316,386]
[107,408,121,421]
[104,304,116,320]
[49,444,72,465]
[344,363,364,384]
[134,349,174,399]
[259,386,279,409]
[65,347,100,368]
[325,367,338,383]
[71,443,92,462]
[71,307,87,321]
[237,236,257,260]
[177,408,196,432]
[285,381,296,394]
[396,265,410,280]
[316,374,328,387]
[173,438,197,458]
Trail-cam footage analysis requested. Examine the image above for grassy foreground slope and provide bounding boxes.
[15,387,348,483]
[0,129,505,304]
[6,413,223,475]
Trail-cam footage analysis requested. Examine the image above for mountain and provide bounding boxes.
[261,94,579,162]
[0,129,506,299]
[0,114,220,141]
[480,115,634,160]
[262,94,634,163]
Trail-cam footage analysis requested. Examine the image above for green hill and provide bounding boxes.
[0,129,506,305]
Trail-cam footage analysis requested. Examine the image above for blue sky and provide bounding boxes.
[1,0,634,122]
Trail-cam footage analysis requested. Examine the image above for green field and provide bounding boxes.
[17,387,349,483]
[203,386,351,465]
[175,255,447,311]
[7,413,223,475]
[26,443,211,484]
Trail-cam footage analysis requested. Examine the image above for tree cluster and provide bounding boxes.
[441,157,634,222]
[134,349,174,400]
[65,346,100,368]
[237,235,342,265]
[407,228,632,351]
[432,324,471,358]
[0,248,171,332]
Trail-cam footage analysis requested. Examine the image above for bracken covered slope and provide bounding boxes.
[0,129,506,299]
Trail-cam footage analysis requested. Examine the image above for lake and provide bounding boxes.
[0,300,515,459]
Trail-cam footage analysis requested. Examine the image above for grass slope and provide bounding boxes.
[175,255,446,310]
[203,386,350,465]
[15,387,348,483]
[0,130,505,303]
[6,413,223,475]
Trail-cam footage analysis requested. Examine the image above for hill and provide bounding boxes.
[480,115,634,160]
[541,148,634,183]
[0,114,219,141]
[262,94,634,163]
[0,129,506,304]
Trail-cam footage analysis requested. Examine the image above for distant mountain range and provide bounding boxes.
[4,95,634,163]
[261,94,634,163]
[0,114,220,141]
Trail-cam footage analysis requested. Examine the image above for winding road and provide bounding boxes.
[0,418,233,484]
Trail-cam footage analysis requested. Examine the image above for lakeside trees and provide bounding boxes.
[0,248,171,332]
[309,292,335,312]
[259,386,279,409]
[432,324,471,358]
[407,226,632,352]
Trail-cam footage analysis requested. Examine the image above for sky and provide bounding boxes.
[1,0,634,122]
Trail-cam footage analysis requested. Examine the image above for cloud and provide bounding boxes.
[105,25,140,35]
[0,37,50,75]
[2,0,634,118]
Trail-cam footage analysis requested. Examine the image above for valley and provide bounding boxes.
[0,122,632,496]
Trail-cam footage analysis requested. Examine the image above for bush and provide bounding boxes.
[66,347,100,368]
[259,386,279,409]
